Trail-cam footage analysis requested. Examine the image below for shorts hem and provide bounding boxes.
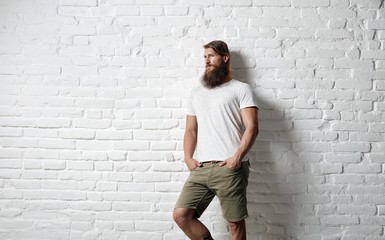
[224,214,249,222]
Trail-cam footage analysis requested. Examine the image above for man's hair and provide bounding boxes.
[203,40,231,66]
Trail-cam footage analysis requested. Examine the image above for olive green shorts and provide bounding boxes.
[175,161,250,222]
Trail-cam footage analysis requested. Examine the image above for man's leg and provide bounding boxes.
[228,219,246,240]
[173,208,213,240]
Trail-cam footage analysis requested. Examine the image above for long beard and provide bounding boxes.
[201,61,229,89]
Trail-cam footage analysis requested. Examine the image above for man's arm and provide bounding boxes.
[220,107,259,169]
[183,115,200,170]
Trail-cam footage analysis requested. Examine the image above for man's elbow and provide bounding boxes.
[254,126,259,138]
[248,124,258,138]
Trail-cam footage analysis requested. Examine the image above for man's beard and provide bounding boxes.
[201,60,230,89]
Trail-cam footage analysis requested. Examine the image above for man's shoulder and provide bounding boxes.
[231,79,251,87]
[229,79,253,92]
[189,84,205,94]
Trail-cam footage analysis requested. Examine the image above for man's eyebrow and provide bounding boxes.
[204,53,215,57]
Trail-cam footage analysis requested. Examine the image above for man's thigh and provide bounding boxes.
[175,166,215,218]
[210,162,250,222]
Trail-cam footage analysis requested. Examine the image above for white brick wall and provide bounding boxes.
[0,0,384,239]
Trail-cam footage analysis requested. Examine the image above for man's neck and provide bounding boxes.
[222,76,233,84]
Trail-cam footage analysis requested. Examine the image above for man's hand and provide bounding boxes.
[185,157,201,171]
[219,155,241,171]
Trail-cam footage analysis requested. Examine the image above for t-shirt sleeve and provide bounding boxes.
[186,90,196,116]
[239,84,258,109]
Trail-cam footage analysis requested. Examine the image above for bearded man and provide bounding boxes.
[173,40,259,240]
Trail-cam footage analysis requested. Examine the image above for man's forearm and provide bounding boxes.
[183,130,197,161]
[234,126,258,162]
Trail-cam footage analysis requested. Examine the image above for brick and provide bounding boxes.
[113,202,153,211]
[59,0,97,6]
[298,57,333,68]
[2,138,38,148]
[39,139,75,149]
[114,141,149,151]
[250,17,288,27]
[344,164,382,174]
[311,131,338,141]
[367,20,385,30]
[133,173,171,183]
[345,226,383,236]
[22,86,59,96]
[76,98,114,109]
[320,215,359,225]
[293,120,326,130]
[332,175,365,184]
[23,190,61,200]
[294,142,332,152]
[320,164,343,174]
[0,220,33,229]
[369,123,385,133]
[106,151,126,162]
[76,140,112,151]
[320,7,356,18]
[334,101,373,111]
[0,128,22,137]
[125,88,163,98]
[253,0,290,6]
[379,206,385,215]
[72,119,111,129]
[135,221,172,231]
[43,160,66,170]
[335,80,372,90]
[150,141,177,151]
[112,120,141,130]
[334,59,374,69]
[332,142,371,152]
[58,6,92,16]
[61,191,87,200]
[24,128,58,138]
[348,185,385,194]
[325,153,362,163]
[331,122,368,131]
[118,182,154,192]
[316,90,354,100]
[115,162,152,172]
[59,129,95,139]
[369,153,385,163]
[365,175,385,185]
[128,151,171,161]
[22,170,58,180]
[350,132,383,142]
[67,161,94,171]
[132,130,170,140]
[0,188,23,199]
[142,120,179,130]
[278,29,315,39]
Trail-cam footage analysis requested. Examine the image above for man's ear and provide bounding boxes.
[223,55,229,63]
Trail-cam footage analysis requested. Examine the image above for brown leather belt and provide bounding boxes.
[199,160,223,166]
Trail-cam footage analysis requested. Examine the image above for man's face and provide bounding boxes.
[201,47,230,88]
[204,48,223,72]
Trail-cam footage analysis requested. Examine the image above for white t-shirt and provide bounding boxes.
[187,79,258,162]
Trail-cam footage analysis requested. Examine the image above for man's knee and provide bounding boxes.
[173,208,196,228]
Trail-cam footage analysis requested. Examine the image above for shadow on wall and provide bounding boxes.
[232,51,299,240]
